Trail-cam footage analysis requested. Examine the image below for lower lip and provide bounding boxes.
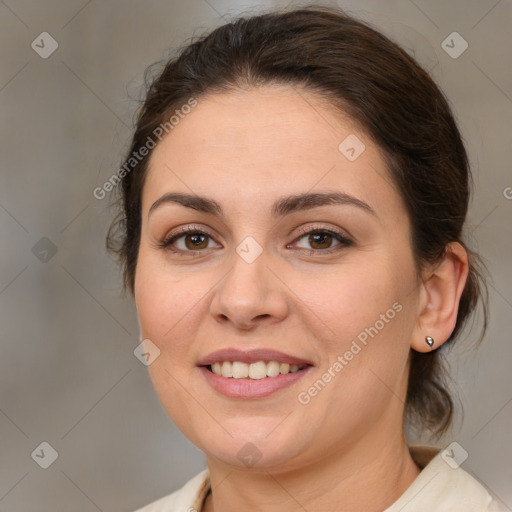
[199,366,313,399]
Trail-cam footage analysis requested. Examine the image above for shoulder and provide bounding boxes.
[132,469,210,512]
[384,444,505,512]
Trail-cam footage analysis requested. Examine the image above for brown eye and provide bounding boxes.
[291,228,353,253]
[308,232,334,250]
[159,227,220,253]
[183,233,209,250]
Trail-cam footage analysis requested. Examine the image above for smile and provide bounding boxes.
[197,348,313,398]
[209,361,307,379]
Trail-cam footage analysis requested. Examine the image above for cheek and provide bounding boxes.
[290,267,415,433]
[134,249,205,351]
[291,262,406,347]
[133,252,208,427]
[289,257,416,399]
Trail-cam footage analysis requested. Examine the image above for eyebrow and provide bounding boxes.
[148,191,376,219]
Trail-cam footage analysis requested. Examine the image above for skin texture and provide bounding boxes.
[134,85,469,511]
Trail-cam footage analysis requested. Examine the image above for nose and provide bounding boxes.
[209,247,289,331]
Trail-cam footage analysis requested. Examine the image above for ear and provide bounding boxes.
[411,242,469,352]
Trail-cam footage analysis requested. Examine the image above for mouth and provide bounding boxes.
[206,360,309,379]
[197,348,314,399]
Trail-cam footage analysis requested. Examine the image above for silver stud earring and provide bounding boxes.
[425,336,434,348]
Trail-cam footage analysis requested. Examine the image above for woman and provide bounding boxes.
[107,6,503,511]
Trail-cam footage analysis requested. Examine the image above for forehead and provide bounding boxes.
[142,85,403,221]
[150,85,365,166]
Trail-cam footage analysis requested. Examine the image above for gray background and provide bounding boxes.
[1,0,511,510]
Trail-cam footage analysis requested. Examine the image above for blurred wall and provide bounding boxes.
[1,0,511,510]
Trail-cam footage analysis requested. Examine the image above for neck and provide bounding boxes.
[202,436,421,512]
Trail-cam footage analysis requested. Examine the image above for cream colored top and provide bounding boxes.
[132,445,506,511]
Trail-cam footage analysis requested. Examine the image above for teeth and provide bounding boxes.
[210,361,306,378]
[221,361,233,378]
[266,361,280,377]
[232,361,249,379]
[249,362,267,379]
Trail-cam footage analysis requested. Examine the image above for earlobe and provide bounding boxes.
[411,242,469,353]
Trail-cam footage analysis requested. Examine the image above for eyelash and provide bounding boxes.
[292,226,353,254]
[157,224,353,256]
[157,225,216,256]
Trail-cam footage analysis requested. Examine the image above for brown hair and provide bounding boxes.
[107,5,488,437]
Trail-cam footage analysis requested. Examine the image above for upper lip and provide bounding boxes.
[197,348,313,367]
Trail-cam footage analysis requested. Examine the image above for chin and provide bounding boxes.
[193,418,310,471]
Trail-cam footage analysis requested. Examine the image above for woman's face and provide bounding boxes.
[134,85,422,470]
